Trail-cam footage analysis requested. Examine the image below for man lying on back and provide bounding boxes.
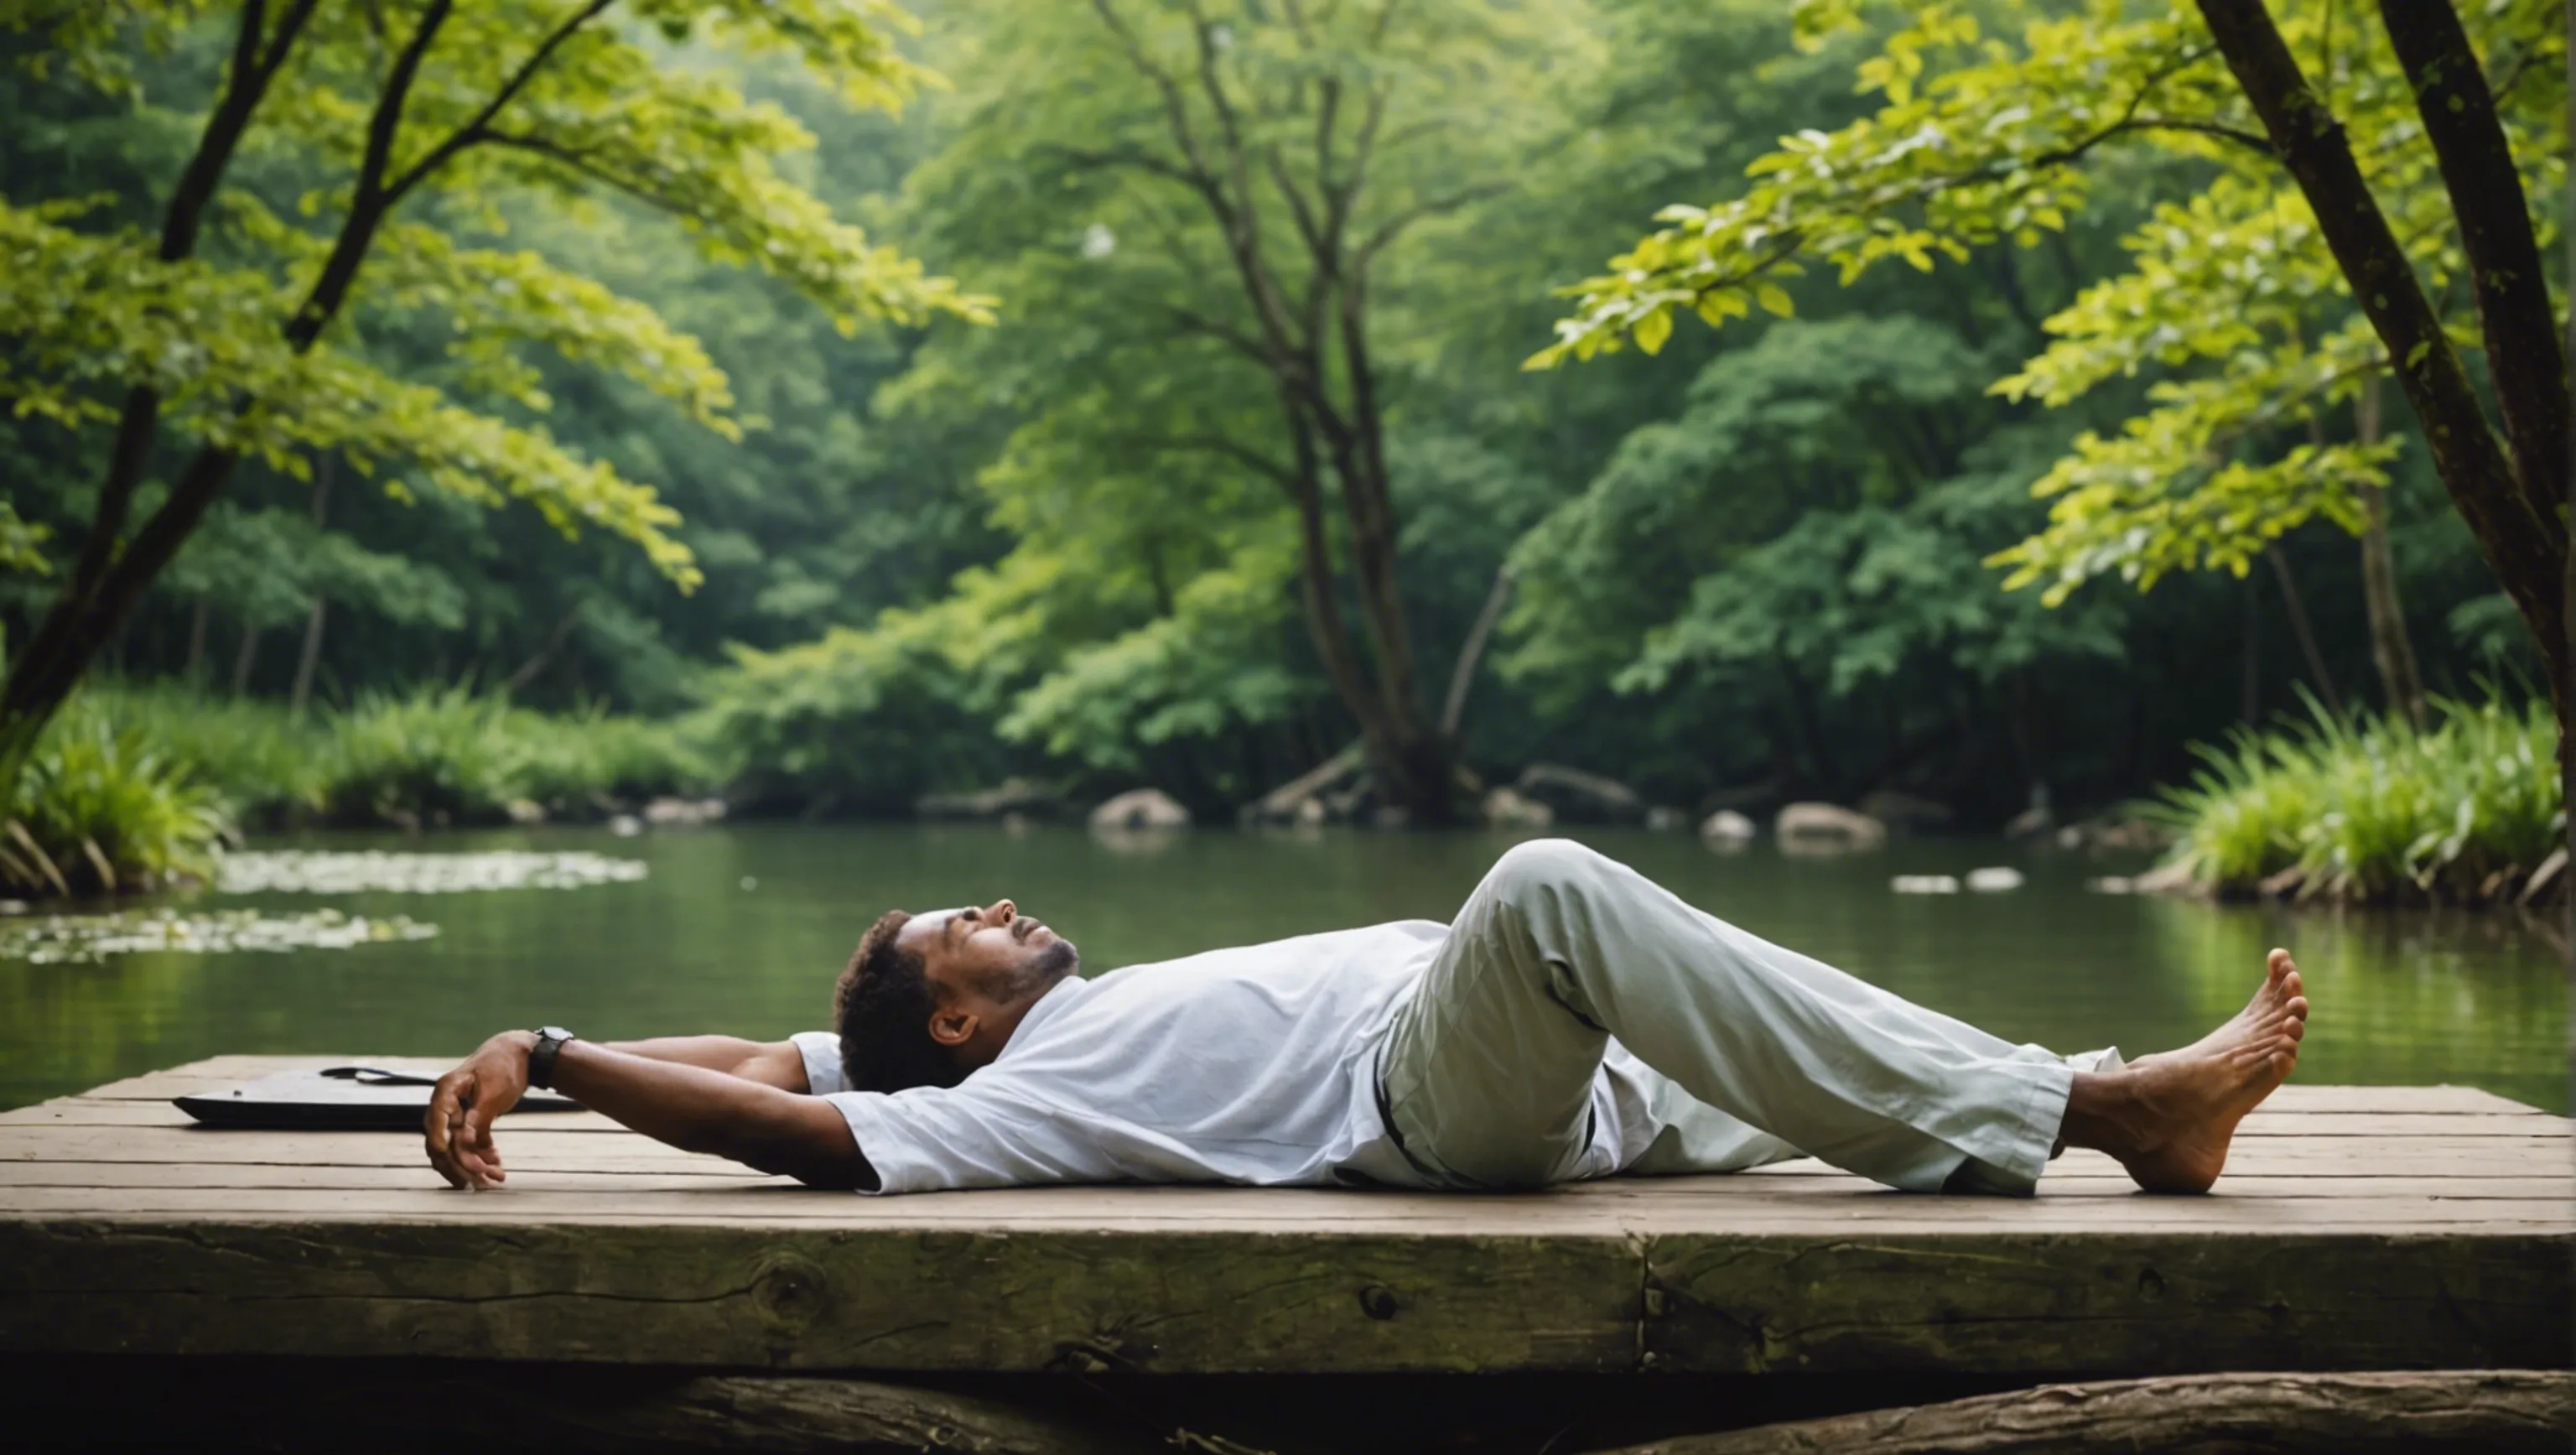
[424,839,2308,1197]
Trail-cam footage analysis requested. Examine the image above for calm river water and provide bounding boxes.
[2,824,2565,1111]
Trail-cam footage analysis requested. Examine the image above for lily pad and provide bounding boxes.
[217,850,650,895]
[0,908,439,964]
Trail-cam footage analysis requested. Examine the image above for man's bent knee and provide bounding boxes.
[1483,838,1616,903]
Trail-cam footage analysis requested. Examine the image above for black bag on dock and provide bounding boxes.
[174,1066,584,1129]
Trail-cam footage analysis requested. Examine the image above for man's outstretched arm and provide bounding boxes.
[424,1032,874,1192]
[599,1035,811,1091]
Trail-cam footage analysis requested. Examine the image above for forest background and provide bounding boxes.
[0,0,2553,854]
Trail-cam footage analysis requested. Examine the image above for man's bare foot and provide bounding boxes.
[2063,949,2309,1193]
[2127,948,2305,1073]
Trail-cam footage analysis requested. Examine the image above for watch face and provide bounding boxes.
[539,1026,574,1042]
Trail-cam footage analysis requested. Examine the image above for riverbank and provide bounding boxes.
[2149,695,2564,909]
[12,683,2562,910]
[1,686,701,896]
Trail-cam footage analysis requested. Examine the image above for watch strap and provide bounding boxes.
[527,1026,577,1089]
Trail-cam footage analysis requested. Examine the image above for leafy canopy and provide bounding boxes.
[0,0,991,590]
[1533,0,2563,603]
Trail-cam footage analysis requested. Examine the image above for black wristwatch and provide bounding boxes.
[527,1026,578,1089]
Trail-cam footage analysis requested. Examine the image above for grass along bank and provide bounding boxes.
[2151,694,2565,908]
[1,685,704,899]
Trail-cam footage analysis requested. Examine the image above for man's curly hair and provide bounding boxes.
[833,910,969,1095]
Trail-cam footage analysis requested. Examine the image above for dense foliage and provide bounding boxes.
[2154,696,2565,906]
[4,0,2556,877]
[0,682,701,895]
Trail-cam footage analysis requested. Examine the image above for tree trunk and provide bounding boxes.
[2377,0,2569,539]
[1441,564,1516,738]
[501,606,584,695]
[0,1,324,797]
[2241,569,2261,722]
[2264,545,2343,717]
[184,600,210,688]
[2194,0,2569,735]
[2352,379,2426,726]
[230,623,261,698]
[1577,1369,2576,1455]
[2562,0,2573,1042]
[289,453,335,716]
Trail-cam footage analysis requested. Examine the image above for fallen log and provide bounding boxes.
[1579,1369,2576,1454]
[465,1370,1167,1455]
[23,1359,1166,1455]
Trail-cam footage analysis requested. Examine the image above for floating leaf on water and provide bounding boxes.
[0,908,439,964]
[216,850,649,895]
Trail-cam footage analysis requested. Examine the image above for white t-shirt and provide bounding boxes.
[799,920,1736,1194]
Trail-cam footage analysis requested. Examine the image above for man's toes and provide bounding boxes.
[2267,948,2293,980]
[2282,969,2302,999]
[2283,1015,2305,1042]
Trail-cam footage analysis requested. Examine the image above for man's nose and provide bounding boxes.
[986,899,1015,924]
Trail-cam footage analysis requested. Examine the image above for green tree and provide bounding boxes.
[0,0,985,796]
[879,0,1607,822]
[1535,0,2566,734]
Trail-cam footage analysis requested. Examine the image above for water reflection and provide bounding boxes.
[0,824,2562,1111]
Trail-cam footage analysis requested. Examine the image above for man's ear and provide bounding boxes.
[928,1005,979,1047]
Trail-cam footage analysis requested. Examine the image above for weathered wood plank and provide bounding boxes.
[4,1063,2563,1377]
[1,1101,631,1132]
[3,1161,2563,1201]
[0,1219,1642,1374]
[1642,1233,2573,1374]
[1,1187,2567,1233]
[4,1218,2564,1374]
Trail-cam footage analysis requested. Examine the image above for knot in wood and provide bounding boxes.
[750,1251,828,1330]
[2136,1267,2166,1302]
[1358,1284,1400,1321]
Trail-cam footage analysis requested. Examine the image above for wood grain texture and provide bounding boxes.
[0,1057,2566,1375]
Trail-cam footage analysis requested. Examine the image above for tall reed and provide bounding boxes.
[2,696,228,896]
[2153,693,2564,906]
[3,684,704,898]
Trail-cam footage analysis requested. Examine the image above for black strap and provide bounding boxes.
[318,1066,441,1087]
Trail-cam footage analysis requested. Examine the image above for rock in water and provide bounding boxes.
[1857,788,1954,834]
[1700,809,1758,844]
[1089,788,1191,831]
[1966,866,2024,893]
[1644,806,1690,832]
[1482,787,1555,829]
[918,778,1066,822]
[1775,802,1888,850]
[1891,875,1961,895]
[644,796,727,827]
[1512,763,1644,825]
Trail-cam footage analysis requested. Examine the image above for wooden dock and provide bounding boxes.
[3,1056,2569,1379]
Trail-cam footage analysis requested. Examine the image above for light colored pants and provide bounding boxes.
[1379,839,2116,1194]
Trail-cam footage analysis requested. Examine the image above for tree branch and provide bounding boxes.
[1124,433,1299,491]
[477,132,709,226]
[1355,182,1510,266]
[386,0,620,204]
[286,0,454,349]
[1162,305,1275,366]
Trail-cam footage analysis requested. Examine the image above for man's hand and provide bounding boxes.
[424,1031,536,1189]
